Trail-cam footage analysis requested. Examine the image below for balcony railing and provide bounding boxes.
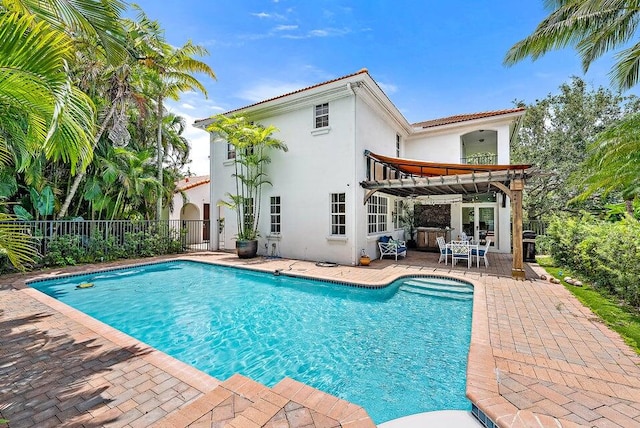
[460,154,498,165]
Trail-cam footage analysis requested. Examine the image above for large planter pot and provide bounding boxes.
[236,239,258,258]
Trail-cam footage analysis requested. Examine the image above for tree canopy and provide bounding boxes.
[0,0,216,269]
[511,77,640,219]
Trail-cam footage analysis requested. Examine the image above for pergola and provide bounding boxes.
[360,151,536,279]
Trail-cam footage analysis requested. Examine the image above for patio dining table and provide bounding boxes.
[445,240,480,268]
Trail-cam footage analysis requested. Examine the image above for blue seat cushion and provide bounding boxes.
[397,246,407,253]
[471,249,485,256]
[440,248,452,254]
[379,236,390,243]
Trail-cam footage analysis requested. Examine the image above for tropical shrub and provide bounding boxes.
[43,235,86,266]
[39,225,185,267]
[546,212,640,306]
[206,115,287,241]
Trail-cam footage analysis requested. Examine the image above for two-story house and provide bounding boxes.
[194,69,532,277]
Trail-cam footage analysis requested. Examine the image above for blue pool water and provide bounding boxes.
[31,260,473,423]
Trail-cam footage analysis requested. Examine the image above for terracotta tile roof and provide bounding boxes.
[194,69,370,124]
[175,175,210,192]
[413,107,526,129]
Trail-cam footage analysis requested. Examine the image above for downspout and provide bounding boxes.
[210,133,217,251]
[347,82,358,266]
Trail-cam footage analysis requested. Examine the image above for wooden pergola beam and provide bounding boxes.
[510,178,525,280]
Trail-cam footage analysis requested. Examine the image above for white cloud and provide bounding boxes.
[378,81,398,95]
[252,11,285,20]
[309,29,329,37]
[274,24,298,31]
[281,27,351,39]
[181,103,196,110]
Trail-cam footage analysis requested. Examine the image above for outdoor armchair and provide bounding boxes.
[378,236,407,261]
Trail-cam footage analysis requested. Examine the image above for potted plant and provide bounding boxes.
[207,115,287,258]
[399,200,417,248]
[359,249,371,266]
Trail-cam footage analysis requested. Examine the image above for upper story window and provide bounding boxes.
[227,142,236,160]
[396,134,401,157]
[315,103,329,129]
[368,195,388,234]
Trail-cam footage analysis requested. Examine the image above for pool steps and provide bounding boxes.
[399,278,474,300]
[155,373,375,428]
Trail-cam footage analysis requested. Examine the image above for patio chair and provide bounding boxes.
[460,231,473,244]
[449,240,471,268]
[378,236,407,261]
[471,238,492,267]
[436,236,450,263]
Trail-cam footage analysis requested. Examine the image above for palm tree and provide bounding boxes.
[2,0,128,65]
[57,62,140,219]
[0,0,128,269]
[504,0,640,91]
[0,11,95,174]
[129,10,216,219]
[0,207,36,270]
[572,112,640,214]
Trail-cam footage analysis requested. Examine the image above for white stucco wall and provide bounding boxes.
[169,182,210,222]
[209,92,361,264]
[202,74,521,262]
[353,91,406,259]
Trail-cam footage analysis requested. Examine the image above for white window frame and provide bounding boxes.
[396,134,401,157]
[270,196,281,234]
[243,198,254,230]
[393,199,403,229]
[368,195,388,234]
[330,193,346,235]
[315,103,329,129]
[227,142,236,160]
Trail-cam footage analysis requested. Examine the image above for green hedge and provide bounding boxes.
[544,212,640,306]
[40,227,186,267]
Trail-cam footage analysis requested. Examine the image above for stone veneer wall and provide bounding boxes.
[414,204,451,228]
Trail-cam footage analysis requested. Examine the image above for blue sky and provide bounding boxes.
[130,0,635,175]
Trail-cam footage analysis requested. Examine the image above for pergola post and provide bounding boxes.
[510,179,525,280]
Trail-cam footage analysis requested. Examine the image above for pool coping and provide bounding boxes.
[21,257,478,424]
[4,252,640,427]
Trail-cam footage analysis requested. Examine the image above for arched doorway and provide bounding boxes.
[180,203,200,245]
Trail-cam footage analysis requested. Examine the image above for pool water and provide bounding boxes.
[31,260,473,423]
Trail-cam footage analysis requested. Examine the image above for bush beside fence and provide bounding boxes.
[543,212,640,307]
[0,219,210,272]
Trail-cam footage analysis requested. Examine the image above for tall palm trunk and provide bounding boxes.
[57,105,117,219]
[156,96,163,221]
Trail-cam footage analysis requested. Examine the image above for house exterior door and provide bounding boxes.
[462,204,497,246]
[203,203,210,241]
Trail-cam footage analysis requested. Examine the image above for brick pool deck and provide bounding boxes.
[1,250,639,427]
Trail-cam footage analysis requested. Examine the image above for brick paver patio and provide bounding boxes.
[1,250,639,427]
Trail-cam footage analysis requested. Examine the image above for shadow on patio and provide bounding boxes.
[0,309,151,427]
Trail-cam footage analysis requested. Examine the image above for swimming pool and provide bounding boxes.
[30,260,473,423]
